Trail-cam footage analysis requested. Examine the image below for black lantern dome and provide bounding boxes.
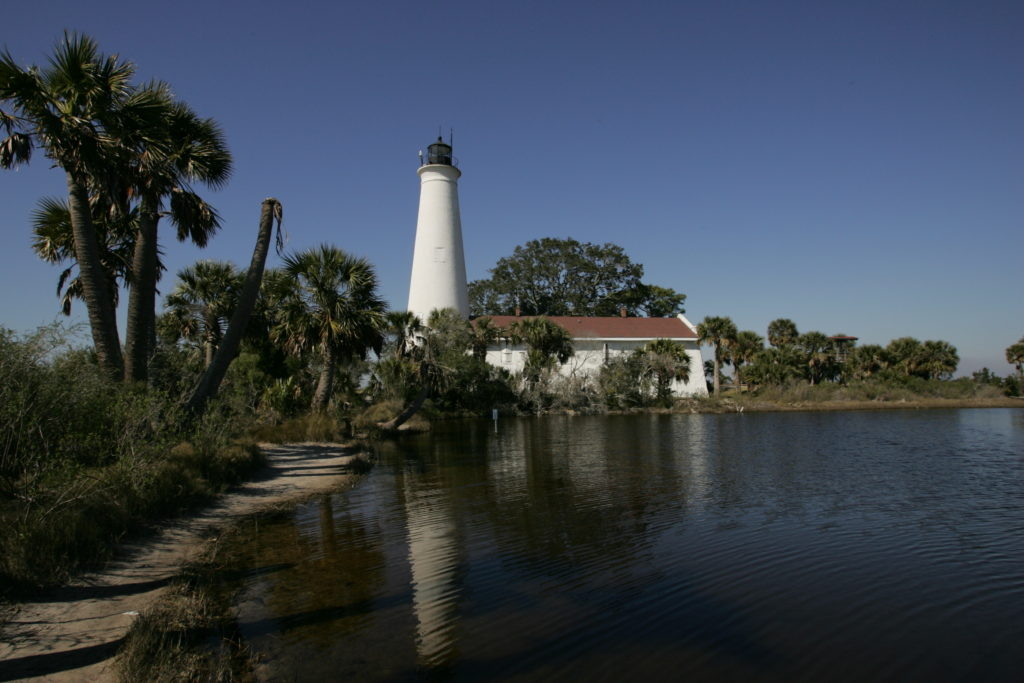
[426,137,454,166]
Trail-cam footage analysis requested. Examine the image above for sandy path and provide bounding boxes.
[0,442,364,682]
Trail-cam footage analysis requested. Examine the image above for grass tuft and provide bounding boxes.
[116,539,253,682]
[249,413,350,443]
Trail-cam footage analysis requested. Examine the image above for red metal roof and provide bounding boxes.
[480,315,698,340]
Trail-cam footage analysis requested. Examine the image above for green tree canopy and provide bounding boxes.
[160,260,243,368]
[722,330,764,389]
[797,331,835,385]
[1006,337,1024,379]
[468,237,685,317]
[633,338,692,405]
[767,318,799,348]
[508,316,575,379]
[846,344,889,380]
[274,245,386,412]
[2,32,150,379]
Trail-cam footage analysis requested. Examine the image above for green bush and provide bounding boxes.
[0,325,264,596]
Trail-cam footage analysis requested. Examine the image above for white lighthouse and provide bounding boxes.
[407,136,469,321]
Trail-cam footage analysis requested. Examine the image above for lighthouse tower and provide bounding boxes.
[407,136,469,321]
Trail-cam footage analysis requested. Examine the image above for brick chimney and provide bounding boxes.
[619,307,627,318]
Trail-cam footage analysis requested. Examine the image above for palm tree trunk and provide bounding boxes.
[378,387,429,431]
[204,336,216,369]
[312,347,336,413]
[66,172,123,381]
[712,349,721,395]
[186,198,281,415]
[124,196,159,383]
[203,310,220,369]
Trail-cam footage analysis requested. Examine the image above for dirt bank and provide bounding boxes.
[0,442,365,682]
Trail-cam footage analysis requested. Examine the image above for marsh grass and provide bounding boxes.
[116,531,255,683]
[677,378,1015,413]
[248,412,350,443]
[742,377,1006,404]
[0,437,264,596]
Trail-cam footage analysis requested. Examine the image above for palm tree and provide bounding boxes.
[1007,337,1024,381]
[274,245,386,413]
[767,318,799,348]
[886,337,925,378]
[798,331,833,385]
[846,344,889,380]
[162,261,243,368]
[696,315,737,395]
[30,196,134,316]
[745,346,804,386]
[920,340,958,380]
[384,310,424,360]
[375,308,471,430]
[123,98,231,384]
[1,33,153,379]
[635,338,692,404]
[723,330,764,391]
[508,317,574,381]
[469,316,499,361]
[186,198,284,415]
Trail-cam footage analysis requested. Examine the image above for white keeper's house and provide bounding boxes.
[479,313,709,397]
[406,134,708,398]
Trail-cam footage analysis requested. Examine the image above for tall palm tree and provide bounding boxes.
[274,245,386,413]
[187,198,284,415]
[723,330,764,391]
[123,98,231,384]
[1,33,168,380]
[696,315,737,395]
[162,261,243,368]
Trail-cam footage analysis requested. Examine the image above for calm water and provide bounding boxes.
[227,410,1024,681]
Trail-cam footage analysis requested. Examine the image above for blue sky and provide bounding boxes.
[2,0,1021,374]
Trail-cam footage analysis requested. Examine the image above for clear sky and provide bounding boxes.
[2,0,1021,375]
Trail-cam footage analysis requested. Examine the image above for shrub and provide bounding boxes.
[0,325,264,596]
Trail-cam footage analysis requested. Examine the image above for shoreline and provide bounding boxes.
[0,442,366,682]
[670,396,1024,414]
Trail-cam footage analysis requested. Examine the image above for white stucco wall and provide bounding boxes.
[485,338,709,397]
[407,164,469,321]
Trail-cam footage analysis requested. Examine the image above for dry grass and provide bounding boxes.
[249,413,350,443]
[116,531,254,682]
[679,379,1020,414]
[0,439,264,596]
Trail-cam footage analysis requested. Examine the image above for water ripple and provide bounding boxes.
[228,410,1024,681]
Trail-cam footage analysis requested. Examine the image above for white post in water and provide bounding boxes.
[407,136,469,320]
